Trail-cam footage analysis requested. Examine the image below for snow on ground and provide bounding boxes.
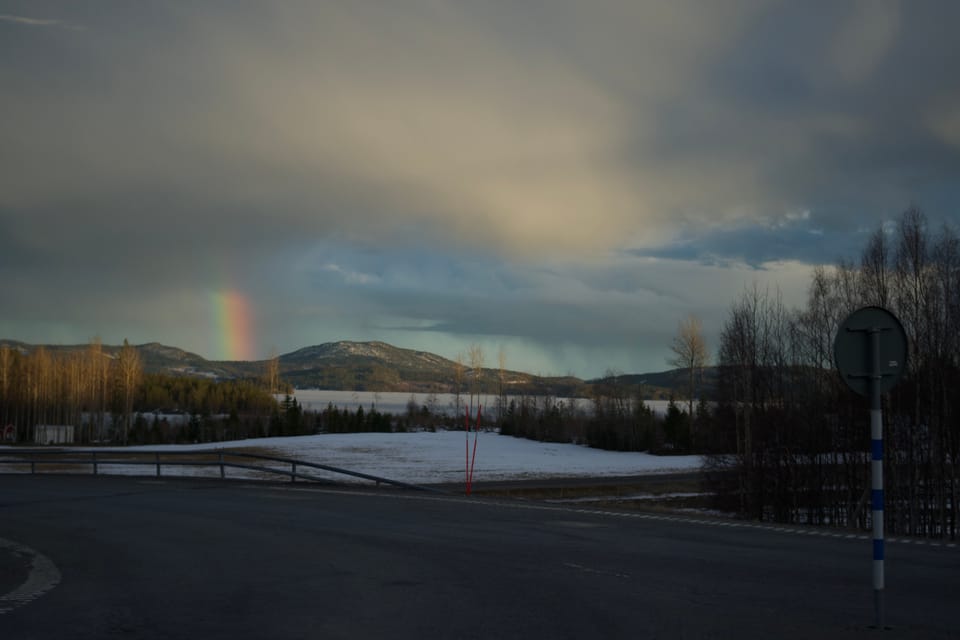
[3,431,703,485]
[138,431,702,484]
[545,492,708,504]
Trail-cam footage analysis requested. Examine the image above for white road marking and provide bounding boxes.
[563,562,630,579]
[0,538,61,616]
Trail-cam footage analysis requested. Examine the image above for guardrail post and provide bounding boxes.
[0,449,434,492]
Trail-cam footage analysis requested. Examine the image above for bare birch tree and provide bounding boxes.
[88,338,109,442]
[117,339,142,445]
[667,315,709,441]
[861,227,892,308]
[452,353,465,427]
[0,345,11,431]
[497,346,507,427]
[264,349,280,395]
[467,344,485,417]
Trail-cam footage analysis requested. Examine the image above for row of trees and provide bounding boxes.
[0,339,143,444]
[301,388,697,455]
[496,387,696,455]
[4,334,694,449]
[710,207,959,538]
[319,402,395,434]
[0,339,280,445]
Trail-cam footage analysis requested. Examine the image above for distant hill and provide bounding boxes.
[0,339,246,379]
[277,341,587,395]
[0,338,704,398]
[587,367,718,400]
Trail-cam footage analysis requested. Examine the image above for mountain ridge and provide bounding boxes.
[0,338,690,397]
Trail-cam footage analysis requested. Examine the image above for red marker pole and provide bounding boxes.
[464,405,470,495]
[469,406,482,488]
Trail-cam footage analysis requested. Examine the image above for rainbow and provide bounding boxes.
[212,290,255,361]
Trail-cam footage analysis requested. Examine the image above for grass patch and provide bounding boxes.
[471,473,731,516]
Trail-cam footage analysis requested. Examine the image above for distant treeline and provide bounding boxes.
[0,339,278,445]
[496,387,698,455]
[298,391,699,457]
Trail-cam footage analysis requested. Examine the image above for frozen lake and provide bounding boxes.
[286,390,677,417]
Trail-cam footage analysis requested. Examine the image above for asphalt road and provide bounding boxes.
[1,475,958,639]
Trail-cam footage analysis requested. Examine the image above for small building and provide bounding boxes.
[34,425,75,445]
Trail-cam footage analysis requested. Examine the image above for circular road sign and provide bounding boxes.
[834,306,908,397]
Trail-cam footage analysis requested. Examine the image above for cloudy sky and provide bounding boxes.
[2,1,959,378]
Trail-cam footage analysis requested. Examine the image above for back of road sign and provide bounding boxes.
[833,306,908,397]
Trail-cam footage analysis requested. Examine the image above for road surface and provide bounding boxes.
[1,475,957,639]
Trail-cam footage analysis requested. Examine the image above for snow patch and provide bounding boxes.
[131,431,702,484]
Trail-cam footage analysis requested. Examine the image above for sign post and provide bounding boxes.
[834,306,907,629]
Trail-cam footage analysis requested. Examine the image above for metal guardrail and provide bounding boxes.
[0,448,445,494]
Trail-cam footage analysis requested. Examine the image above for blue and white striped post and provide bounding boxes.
[869,328,884,628]
[835,306,905,630]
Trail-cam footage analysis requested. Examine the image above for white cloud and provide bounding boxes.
[0,13,84,30]
[320,264,379,286]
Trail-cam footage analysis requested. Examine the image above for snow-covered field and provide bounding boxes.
[3,432,703,486]
[237,431,703,484]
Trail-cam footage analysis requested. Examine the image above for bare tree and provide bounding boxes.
[861,226,892,308]
[467,344,485,419]
[706,208,960,536]
[893,207,929,534]
[265,350,280,395]
[930,224,960,536]
[667,315,709,440]
[0,345,11,431]
[497,346,507,427]
[117,339,142,445]
[30,346,53,432]
[88,338,109,442]
[452,353,465,427]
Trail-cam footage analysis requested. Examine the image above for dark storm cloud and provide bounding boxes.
[631,214,864,268]
[626,1,960,232]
